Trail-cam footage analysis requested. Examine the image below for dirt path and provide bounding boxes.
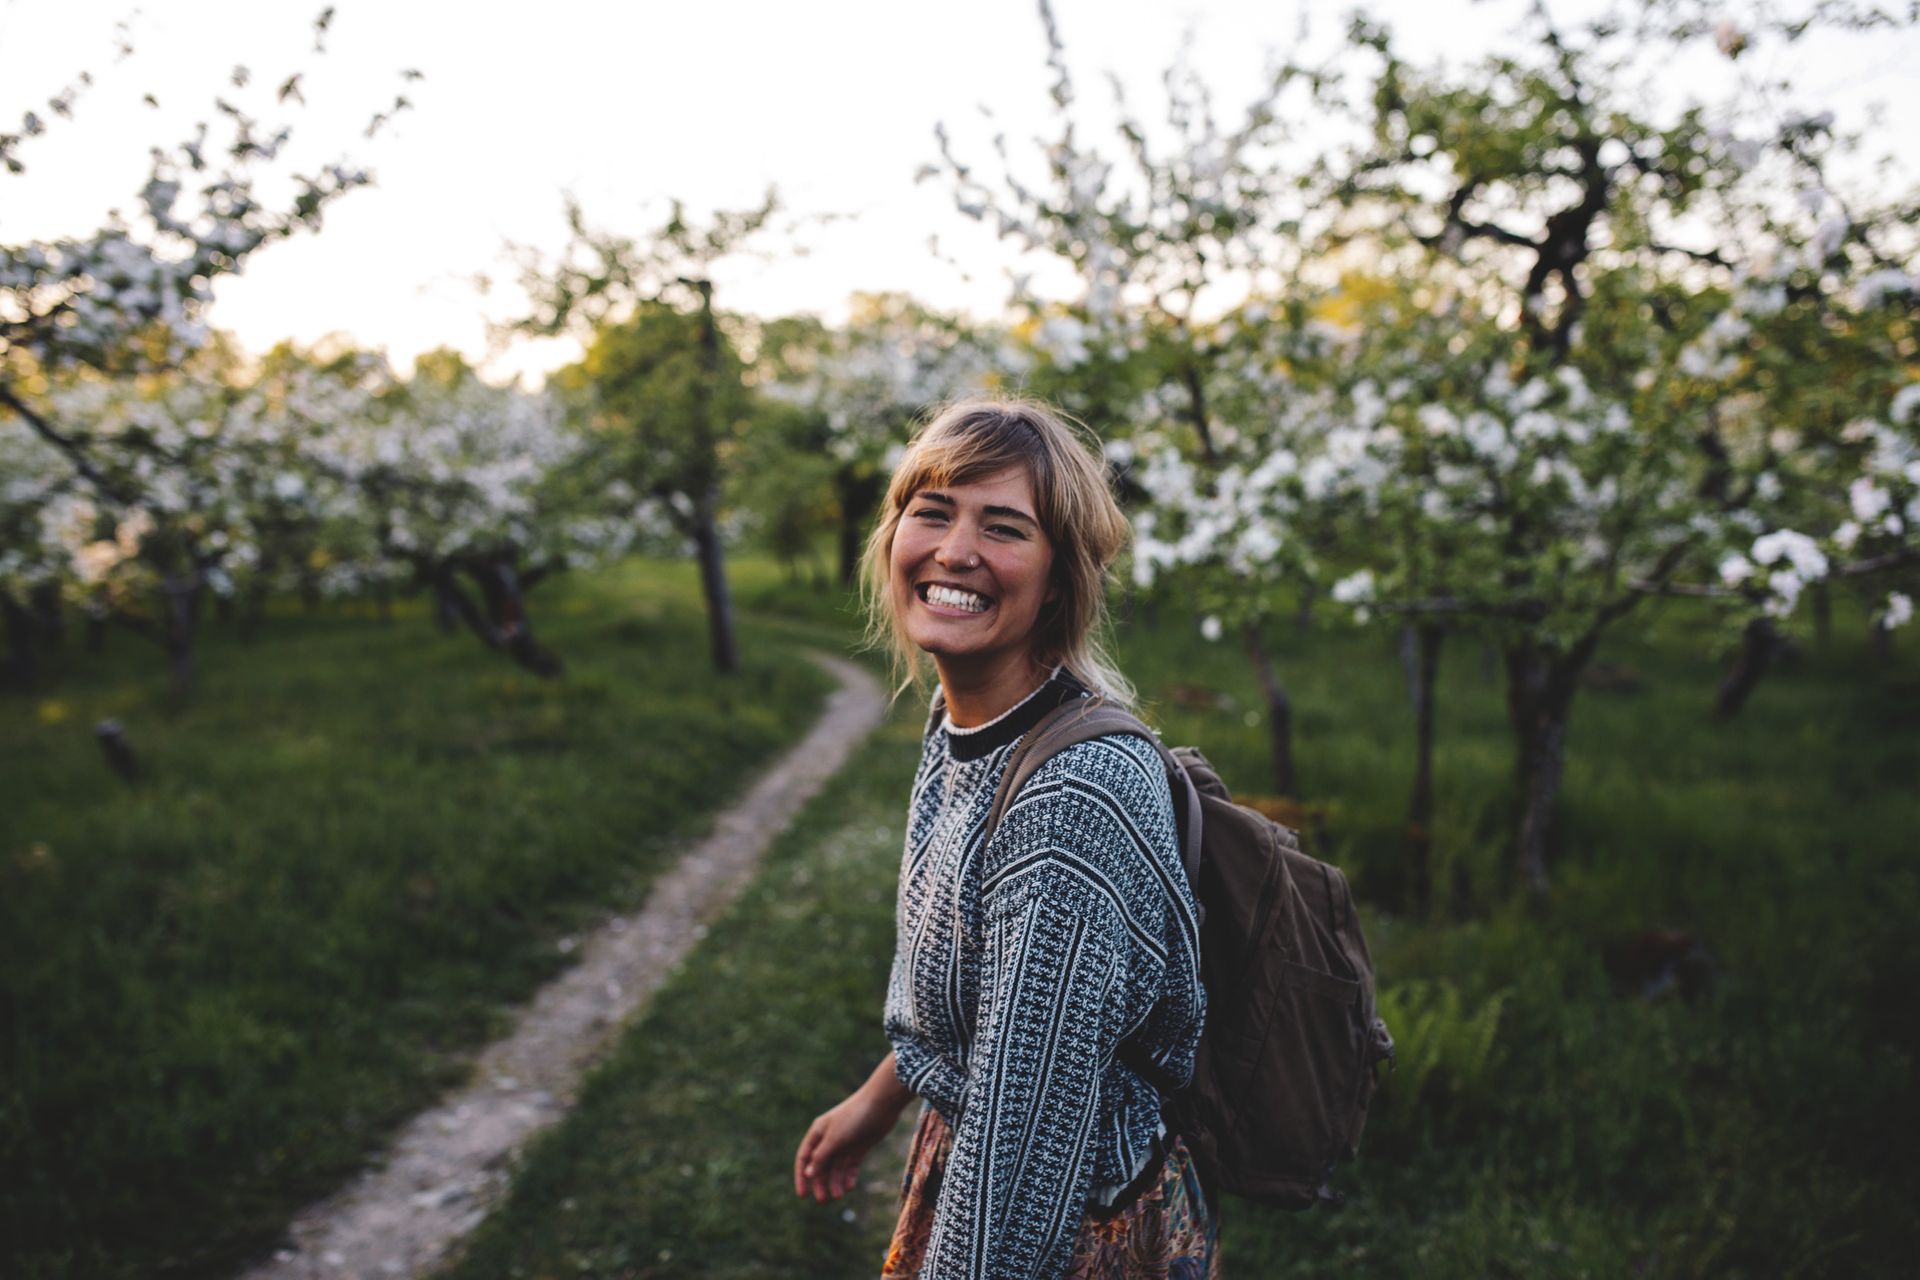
[242,651,886,1280]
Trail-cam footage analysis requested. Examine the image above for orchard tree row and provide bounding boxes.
[0,10,1007,696]
[1,279,1026,698]
[924,0,1919,895]
[5,1,1915,902]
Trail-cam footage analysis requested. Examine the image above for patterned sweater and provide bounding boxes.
[884,668,1206,1280]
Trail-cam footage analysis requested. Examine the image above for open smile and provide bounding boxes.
[915,581,995,615]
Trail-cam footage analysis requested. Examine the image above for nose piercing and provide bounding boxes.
[965,555,980,569]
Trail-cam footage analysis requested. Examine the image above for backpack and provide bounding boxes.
[975,692,1395,1210]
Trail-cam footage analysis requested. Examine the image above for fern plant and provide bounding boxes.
[1375,980,1509,1125]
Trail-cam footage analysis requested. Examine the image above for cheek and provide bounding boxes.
[887,523,915,569]
[888,527,923,592]
[1012,552,1054,612]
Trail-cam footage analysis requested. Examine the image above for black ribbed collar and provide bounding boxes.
[941,667,1093,762]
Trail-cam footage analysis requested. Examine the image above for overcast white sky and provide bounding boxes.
[4,0,1915,383]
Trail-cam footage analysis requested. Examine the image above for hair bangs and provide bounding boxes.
[883,407,1057,524]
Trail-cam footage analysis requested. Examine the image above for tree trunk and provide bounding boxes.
[1810,581,1831,651]
[1241,621,1296,797]
[1407,623,1444,913]
[688,277,739,673]
[3,592,35,692]
[29,582,62,649]
[838,506,862,587]
[1294,583,1316,633]
[1713,616,1780,719]
[1398,625,1419,706]
[691,497,739,674]
[835,470,883,586]
[239,583,270,643]
[376,581,394,624]
[464,557,564,677]
[433,573,463,632]
[163,574,203,699]
[1504,642,1578,896]
[1181,361,1218,465]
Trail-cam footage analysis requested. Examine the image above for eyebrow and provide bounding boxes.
[915,490,1040,527]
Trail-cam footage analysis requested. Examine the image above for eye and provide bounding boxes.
[988,524,1028,539]
[909,507,948,522]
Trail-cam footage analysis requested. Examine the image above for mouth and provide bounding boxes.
[915,581,994,615]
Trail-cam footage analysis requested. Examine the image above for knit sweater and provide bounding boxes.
[884,668,1206,1280]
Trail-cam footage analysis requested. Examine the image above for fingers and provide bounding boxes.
[794,1112,866,1202]
[794,1117,824,1198]
[832,1154,862,1199]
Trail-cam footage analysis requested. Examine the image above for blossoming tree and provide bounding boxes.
[931,0,1917,898]
[926,0,1343,795]
[0,8,412,690]
[756,292,1013,583]
[509,193,781,674]
[1297,1,1918,891]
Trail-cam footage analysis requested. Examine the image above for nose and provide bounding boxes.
[933,519,982,572]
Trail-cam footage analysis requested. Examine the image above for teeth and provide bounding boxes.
[926,584,989,613]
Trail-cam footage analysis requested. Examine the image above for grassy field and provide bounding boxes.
[6,554,1915,1278]
[438,699,922,1280]
[434,572,1918,1279]
[0,558,836,1279]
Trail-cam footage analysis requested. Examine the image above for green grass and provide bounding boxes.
[438,697,921,1280]
[1120,599,1919,1277]
[0,556,836,1279]
[436,575,1918,1279]
[9,552,1916,1278]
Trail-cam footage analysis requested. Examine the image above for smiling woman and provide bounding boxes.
[889,465,1059,720]
[793,399,1218,1279]
[863,399,1135,720]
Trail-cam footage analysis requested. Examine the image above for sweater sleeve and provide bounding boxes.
[919,741,1166,1280]
[888,1022,971,1123]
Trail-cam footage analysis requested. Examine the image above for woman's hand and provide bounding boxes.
[794,1052,914,1202]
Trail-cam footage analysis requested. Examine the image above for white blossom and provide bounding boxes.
[1750,529,1828,580]
[1849,478,1891,522]
[1330,569,1376,604]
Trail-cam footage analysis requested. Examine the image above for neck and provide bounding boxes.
[935,650,1056,729]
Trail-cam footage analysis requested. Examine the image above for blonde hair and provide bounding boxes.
[858,396,1137,708]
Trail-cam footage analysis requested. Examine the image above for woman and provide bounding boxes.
[792,399,1216,1278]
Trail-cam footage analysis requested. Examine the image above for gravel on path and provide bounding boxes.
[240,651,887,1280]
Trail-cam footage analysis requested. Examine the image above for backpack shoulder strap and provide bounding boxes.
[983,698,1205,900]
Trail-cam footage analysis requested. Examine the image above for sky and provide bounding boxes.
[5,0,1916,384]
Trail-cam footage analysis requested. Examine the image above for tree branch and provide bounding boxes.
[0,383,134,504]
[1374,596,1550,622]
[1646,241,1731,268]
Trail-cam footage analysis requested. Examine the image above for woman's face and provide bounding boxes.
[889,465,1058,678]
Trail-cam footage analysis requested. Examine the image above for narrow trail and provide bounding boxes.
[243,650,887,1280]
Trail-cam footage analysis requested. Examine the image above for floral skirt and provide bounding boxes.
[881,1105,1221,1279]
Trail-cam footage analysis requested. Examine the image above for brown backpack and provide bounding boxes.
[982,696,1395,1210]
